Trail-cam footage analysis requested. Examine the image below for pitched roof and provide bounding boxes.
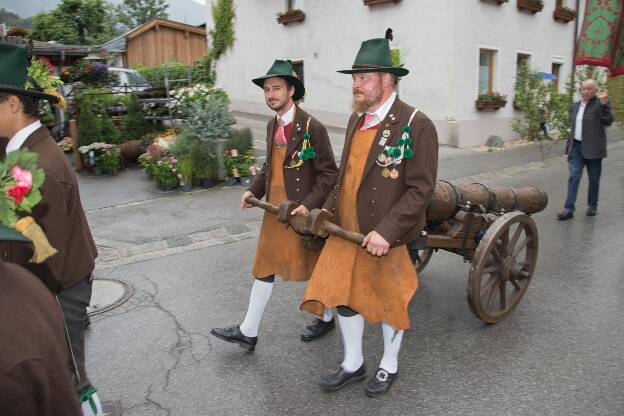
[100,18,207,52]
[127,18,207,40]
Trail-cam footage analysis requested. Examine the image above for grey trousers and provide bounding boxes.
[57,274,93,394]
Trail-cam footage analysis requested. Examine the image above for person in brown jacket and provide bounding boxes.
[301,38,438,396]
[0,44,102,414]
[0,226,81,416]
[211,60,338,350]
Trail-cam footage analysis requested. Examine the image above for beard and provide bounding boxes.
[266,97,287,113]
[352,87,384,113]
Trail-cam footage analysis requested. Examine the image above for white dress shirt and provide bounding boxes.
[277,102,295,125]
[6,120,42,153]
[574,101,586,142]
[359,91,397,129]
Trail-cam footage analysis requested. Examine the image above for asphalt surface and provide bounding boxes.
[81,136,624,416]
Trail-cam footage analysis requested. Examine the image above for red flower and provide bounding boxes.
[7,185,30,204]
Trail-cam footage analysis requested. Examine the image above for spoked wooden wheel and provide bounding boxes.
[467,212,538,323]
[408,247,434,273]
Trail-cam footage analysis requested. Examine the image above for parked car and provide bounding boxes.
[107,67,150,93]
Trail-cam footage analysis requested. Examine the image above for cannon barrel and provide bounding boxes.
[426,181,548,221]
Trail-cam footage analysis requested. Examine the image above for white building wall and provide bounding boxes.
[207,0,583,147]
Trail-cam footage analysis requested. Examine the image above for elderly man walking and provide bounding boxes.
[557,79,613,220]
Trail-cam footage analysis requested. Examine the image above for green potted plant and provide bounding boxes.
[96,147,122,175]
[152,156,178,191]
[177,157,193,192]
[475,92,508,110]
[190,142,217,188]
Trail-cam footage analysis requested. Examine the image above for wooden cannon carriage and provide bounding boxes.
[248,180,547,324]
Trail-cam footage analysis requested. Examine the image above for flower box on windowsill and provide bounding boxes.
[481,0,509,5]
[363,0,401,6]
[277,9,305,25]
[517,0,543,14]
[475,99,507,110]
[553,6,576,23]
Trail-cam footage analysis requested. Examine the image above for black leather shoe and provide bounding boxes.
[301,317,335,342]
[586,207,597,216]
[556,211,574,221]
[320,364,366,391]
[365,368,398,397]
[210,325,257,351]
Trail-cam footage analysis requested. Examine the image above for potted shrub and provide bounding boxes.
[153,156,179,191]
[177,157,193,192]
[96,147,121,175]
[78,142,120,176]
[190,142,217,188]
[475,92,508,110]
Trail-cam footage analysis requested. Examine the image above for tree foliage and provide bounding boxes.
[30,0,118,45]
[513,64,571,141]
[116,0,169,28]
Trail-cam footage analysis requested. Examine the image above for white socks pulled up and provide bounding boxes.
[337,313,365,373]
[239,279,273,337]
[379,322,404,374]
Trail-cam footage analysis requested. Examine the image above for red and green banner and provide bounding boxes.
[576,0,624,76]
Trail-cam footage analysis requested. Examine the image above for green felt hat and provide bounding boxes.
[252,60,305,101]
[0,225,30,243]
[338,38,408,77]
[0,43,59,103]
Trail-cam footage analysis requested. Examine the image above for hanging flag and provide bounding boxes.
[576,0,624,76]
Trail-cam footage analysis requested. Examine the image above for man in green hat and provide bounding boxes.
[0,225,82,416]
[211,60,338,350]
[0,43,102,415]
[301,37,438,396]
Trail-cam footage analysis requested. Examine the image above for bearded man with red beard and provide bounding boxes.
[301,38,438,397]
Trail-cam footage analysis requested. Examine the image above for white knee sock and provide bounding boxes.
[338,314,364,372]
[379,322,404,374]
[322,307,334,322]
[239,279,273,337]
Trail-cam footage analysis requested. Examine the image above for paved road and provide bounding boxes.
[83,140,624,416]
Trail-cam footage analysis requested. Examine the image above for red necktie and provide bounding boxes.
[274,117,287,145]
[360,113,375,131]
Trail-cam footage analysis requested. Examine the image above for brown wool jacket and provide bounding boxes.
[0,260,81,416]
[247,106,338,209]
[323,98,438,247]
[0,126,97,292]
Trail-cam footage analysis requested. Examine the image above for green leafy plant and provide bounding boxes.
[183,94,235,143]
[513,64,571,142]
[96,147,122,174]
[123,94,154,141]
[0,150,45,227]
[77,99,103,146]
[478,92,507,102]
[99,113,123,145]
[176,157,193,185]
[153,156,179,189]
[190,141,217,181]
[224,149,256,177]
[226,127,253,154]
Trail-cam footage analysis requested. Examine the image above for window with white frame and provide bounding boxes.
[479,49,496,94]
